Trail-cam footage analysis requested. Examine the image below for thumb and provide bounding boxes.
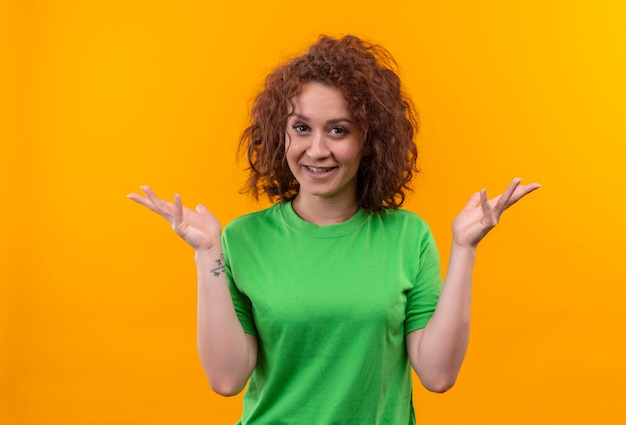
[463,191,482,211]
[196,203,209,213]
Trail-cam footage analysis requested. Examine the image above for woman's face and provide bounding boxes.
[285,82,363,205]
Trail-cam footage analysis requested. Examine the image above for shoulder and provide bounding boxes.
[379,208,427,222]
[222,203,282,237]
[373,208,431,232]
[367,209,437,251]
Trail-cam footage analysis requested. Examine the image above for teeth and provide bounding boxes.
[307,166,333,174]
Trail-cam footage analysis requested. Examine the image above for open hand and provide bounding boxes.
[127,186,222,252]
[452,178,540,249]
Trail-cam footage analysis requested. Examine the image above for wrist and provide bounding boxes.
[195,246,227,280]
[451,240,478,256]
[195,245,223,260]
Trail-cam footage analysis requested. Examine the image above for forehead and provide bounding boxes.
[289,82,353,118]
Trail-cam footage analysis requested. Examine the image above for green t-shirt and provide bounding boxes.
[221,201,442,425]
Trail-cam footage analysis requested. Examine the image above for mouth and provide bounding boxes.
[305,165,337,175]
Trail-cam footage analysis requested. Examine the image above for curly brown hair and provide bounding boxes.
[239,34,419,214]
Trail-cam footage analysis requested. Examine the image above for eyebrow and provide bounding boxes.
[291,113,354,125]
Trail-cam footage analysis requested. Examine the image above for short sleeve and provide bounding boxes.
[405,228,442,334]
[222,231,258,336]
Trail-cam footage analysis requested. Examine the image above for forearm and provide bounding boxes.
[416,243,476,391]
[195,247,255,396]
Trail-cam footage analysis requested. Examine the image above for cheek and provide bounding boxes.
[284,131,301,153]
[285,134,308,157]
[284,132,290,151]
[284,140,299,168]
[343,143,363,165]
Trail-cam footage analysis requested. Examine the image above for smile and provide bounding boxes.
[305,166,337,174]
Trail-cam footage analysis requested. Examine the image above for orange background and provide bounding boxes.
[1,1,625,424]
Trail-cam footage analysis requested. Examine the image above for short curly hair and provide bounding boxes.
[239,34,419,214]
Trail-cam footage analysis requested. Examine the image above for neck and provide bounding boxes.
[291,194,360,226]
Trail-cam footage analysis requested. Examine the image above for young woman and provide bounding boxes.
[128,35,539,424]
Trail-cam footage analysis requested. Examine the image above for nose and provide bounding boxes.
[307,131,330,158]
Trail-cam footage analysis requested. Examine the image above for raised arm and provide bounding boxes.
[127,186,257,396]
[406,178,540,393]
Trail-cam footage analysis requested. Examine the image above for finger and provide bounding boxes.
[141,185,160,207]
[141,185,173,216]
[480,188,496,225]
[173,193,183,232]
[494,178,522,213]
[127,191,162,214]
[505,182,541,209]
[127,192,148,206]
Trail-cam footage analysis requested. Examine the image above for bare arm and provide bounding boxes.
[194,247,257,396]
[127,186,257,396]
[407,178,540,393]
[406,245,475,393]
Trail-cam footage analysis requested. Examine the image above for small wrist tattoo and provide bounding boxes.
[210,254,226,277]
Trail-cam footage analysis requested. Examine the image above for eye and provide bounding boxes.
[292,123,310,133]
[330,126,349,135]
